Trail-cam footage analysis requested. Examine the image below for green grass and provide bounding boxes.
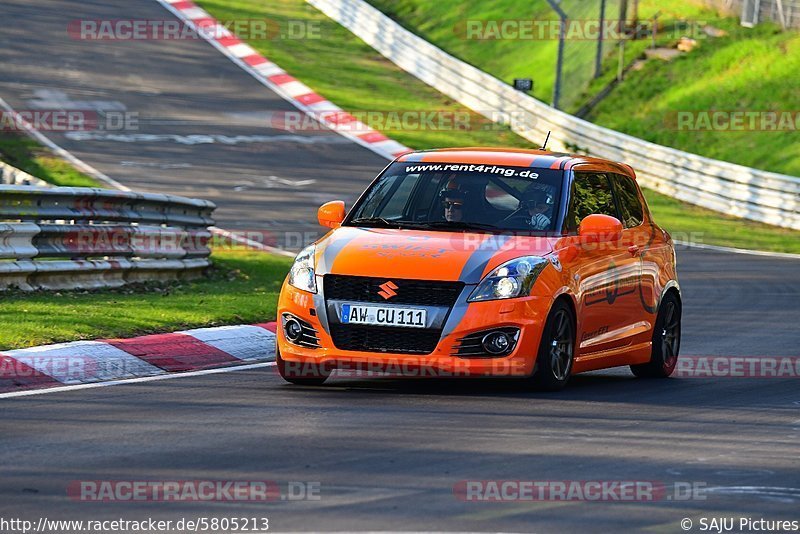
[365,0,800,177]
[585,19,800,176]
[0,250,291,350]
[0,133,103,188]
[644,189,800,253]
[368,0,711,112]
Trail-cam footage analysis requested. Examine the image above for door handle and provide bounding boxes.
[628,245,640,256]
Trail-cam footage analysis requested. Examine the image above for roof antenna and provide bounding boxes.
[540,131,551,151]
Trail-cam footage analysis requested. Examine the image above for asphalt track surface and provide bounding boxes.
[1,1,799,532]
[0,0,388,249]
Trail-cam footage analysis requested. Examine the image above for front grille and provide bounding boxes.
[324,275,464,306]
[329,324,441,354]
[324,276,464,355]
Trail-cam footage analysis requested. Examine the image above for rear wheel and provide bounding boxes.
[276,348,330,386]
[528,300,575,391]
[631,292,681,378]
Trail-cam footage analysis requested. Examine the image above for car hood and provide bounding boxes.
[314,226,555,284]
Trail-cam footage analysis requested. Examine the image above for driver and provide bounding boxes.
[521,189,551,230]
[441,188,466,222]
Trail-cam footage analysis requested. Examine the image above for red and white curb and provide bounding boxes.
[156,0,409,161]
[0,322,277,395]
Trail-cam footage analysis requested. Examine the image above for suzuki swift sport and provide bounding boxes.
[276,148,681,390]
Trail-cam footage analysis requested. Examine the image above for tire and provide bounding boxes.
[528,300,576,391]
[276,348,330,386]
[631,292,681,378]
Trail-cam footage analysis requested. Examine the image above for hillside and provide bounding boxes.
[368,0,800,176]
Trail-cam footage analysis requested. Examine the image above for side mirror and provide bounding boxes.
[318,201,345,228]
[578,214,623,243]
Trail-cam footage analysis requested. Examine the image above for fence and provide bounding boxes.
[0,185,215,290]
[706,0,800,29]
[307,0,800,230]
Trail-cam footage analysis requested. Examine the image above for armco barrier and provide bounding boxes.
[307,0,800,230]
[0,185,215,290]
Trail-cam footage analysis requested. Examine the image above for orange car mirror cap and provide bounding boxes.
[318,201,346,229]
[578,214,623,243]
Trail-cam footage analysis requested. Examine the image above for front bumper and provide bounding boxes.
[277,280,551,378]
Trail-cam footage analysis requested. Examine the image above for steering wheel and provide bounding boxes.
[500,207,530,227]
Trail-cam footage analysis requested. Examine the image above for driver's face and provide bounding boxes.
[527,201,548,215]
[443,199,463,222]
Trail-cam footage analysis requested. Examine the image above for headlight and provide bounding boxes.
[288,244,317,293]
[468,256,548,302]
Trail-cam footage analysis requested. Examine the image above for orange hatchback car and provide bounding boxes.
[276,148,681,390]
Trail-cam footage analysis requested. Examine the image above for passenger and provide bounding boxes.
[521,189,551,230]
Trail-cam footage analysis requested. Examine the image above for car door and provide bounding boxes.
[611,173,663,335]
[565,172,642,356]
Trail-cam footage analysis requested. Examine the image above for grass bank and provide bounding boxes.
[365,0,800,176]
[0,133,103,188]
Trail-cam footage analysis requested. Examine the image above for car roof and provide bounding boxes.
[395,147,636,179]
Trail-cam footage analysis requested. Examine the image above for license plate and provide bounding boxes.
[340,304,427,328]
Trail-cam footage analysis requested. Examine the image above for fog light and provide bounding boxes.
[482,331,511,355]
[284,318,303,342]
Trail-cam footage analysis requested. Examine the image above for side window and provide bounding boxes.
[611,174,644,228]
[565,173,618,232]
[380,173,420,218]
[357,174,405,218]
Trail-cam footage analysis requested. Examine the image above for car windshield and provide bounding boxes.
[346,161,564,233]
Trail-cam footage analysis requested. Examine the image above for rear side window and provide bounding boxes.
[611,174,644,228]
[564,173,618,232]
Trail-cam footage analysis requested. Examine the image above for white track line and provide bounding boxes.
[0,97,296,256]
[0,96,130,191]
[0,362,277,400]
[675,240,800,260]
[211,226,295,257]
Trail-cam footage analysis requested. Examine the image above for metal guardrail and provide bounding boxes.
[0,184,215,290]
[308,0,800,230]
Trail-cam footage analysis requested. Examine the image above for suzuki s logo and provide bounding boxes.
[378,281,398,300]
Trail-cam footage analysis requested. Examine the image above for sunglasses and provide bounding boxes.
[442,201,463,209]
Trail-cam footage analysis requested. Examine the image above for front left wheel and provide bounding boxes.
[527,300,575,391]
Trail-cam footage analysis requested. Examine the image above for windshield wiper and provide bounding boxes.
[349,218,500,232]
[420,221,500,232]
[349,217,404,228]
